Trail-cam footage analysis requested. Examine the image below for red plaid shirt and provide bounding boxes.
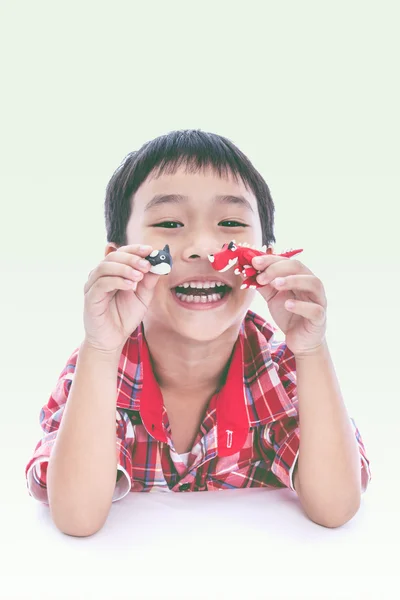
[25,310,371,502]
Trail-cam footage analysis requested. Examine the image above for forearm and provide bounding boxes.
[47,340,121,536]
[294,341,361,527]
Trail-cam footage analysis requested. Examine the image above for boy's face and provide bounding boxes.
[123,164,263,341]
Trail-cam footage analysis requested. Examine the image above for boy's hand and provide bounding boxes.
[83,244,161,354]
[252,253,327,357]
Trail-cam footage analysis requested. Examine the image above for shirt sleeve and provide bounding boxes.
[260,338,372,494]
[266,338,300,491]
[24,347,135,505]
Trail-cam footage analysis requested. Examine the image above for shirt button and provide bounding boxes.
[179,483,191,491]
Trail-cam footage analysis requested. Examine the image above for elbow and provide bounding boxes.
[306,496,361,529]
[52,511,108,537]
[58,524,103,537]
[47,471,114,537]
[296,479,362,528]
[49,494,111,537]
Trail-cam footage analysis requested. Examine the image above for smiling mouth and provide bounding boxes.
[172,283,232,303]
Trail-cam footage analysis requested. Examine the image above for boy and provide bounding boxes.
[25,129,371,536]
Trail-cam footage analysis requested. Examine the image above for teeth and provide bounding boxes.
[175,292,223,303]
[178,281,226,289]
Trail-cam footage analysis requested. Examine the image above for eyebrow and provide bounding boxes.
[144,193,254,213]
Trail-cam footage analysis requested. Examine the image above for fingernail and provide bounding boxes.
[253,257,264,267]
[139,259,149,268]
[140,245,152,252]
[273,277,285,286]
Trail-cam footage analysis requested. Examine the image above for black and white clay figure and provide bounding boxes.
[145,244,173,275]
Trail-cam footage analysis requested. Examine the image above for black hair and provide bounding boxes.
[104,129,276,247]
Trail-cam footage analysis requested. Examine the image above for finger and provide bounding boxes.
[111,247,162,306]
[134,269,161,307]
[84,261,145,294]
[103,251,152,275]
[115,243,153,256]
[285,299,326,327]
[256,259,312,285]
[269,274,326,302]
[252,254,284,270]
[85,274,139,303]
[105,245,153,269]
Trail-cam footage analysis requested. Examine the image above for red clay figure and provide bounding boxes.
[208,241,303,289]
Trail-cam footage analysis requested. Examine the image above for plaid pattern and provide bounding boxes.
[25,310,371,502]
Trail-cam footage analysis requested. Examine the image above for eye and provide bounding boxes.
[153,221,183,228]
[160,254,166,260]
[219,220,248,228]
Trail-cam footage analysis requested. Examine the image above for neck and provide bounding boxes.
[142,323,241,397]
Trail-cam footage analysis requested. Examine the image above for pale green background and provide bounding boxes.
[1,1,399,598]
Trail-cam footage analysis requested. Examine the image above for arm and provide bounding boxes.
[293,341,362,528]
[47,341,122,536]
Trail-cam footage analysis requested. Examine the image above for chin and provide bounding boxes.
[165,302,252,342]
[172,321,232,343]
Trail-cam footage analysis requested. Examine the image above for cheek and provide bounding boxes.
[239,289,256,305]
[251,220,264,248]
[151,280,175,309]
[230,286,257,311]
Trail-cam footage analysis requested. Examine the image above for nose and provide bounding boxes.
[181,238,221,262]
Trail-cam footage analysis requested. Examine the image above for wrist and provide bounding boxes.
[81,339,124,363]
[293,339,328,361]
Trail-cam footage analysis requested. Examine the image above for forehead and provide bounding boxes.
[133,164,258,211]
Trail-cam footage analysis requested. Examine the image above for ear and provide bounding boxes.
[163,244,170,253]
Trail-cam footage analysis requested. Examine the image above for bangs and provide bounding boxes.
[104,129,276,248]
[138,130,254,193]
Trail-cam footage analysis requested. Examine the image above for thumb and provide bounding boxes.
[134,271,162,308]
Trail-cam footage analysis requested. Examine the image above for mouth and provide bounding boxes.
[171,280,232,308]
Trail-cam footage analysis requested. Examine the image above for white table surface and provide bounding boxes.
[2,475,397,600]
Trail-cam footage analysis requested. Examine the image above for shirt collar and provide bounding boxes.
[138,327,249,456]
[114,311,295,456]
